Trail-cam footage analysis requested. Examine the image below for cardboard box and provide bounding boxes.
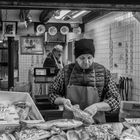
[0,91,44,132]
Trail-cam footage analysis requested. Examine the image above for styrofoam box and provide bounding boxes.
[120,101,140,111]
[119,101,140,121]
[0,91,44,132]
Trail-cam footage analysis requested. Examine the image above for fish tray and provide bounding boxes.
[0,91,44,132]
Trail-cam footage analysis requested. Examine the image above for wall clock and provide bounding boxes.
[60,26,69,35]
[48,26,57,36]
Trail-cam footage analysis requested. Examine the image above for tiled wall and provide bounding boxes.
[16,25,45,83]
[85,12,140,101]
[19,55,44,82]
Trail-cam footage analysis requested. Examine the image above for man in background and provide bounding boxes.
[43,44,64,70]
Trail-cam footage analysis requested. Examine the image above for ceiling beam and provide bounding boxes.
[2,0,140,5]
[1,1,140,11]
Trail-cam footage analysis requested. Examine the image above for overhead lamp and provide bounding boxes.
[61,15,72,21]
[72,10,87,19]
[54,10,71,19]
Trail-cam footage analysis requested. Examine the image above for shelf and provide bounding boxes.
[0,62,8,66]
[0,48,8,49]
[46,42,66,44]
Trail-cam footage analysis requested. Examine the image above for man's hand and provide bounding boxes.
[72,105,80,119]
[63,98,73,111]
[84,104,97,117]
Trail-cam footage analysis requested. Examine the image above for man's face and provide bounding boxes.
[76,54,94,69]
[54,50,62,60]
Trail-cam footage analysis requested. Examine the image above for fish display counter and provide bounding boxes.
[1,118,140,140]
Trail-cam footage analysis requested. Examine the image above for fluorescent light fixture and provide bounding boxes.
[72,10,87,19]
[55,10,71,19]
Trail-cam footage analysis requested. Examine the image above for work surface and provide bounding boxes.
[13,119,140,139]
[1,118,140,139]
[45,120,140,139]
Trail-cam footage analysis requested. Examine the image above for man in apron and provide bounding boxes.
[48,39,121,124]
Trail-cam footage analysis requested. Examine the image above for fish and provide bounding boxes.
[67,130,81,140]
[65,103,94,124]
[22,119,83,130]
[15,128,51,140]
[49,134,67,140]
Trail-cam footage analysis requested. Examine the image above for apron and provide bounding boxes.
[63,66,106,123]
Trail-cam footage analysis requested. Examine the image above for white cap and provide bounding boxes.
[53,45,63,52]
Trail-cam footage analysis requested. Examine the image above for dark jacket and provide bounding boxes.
[64,62,108,99]
[43,53,58,68]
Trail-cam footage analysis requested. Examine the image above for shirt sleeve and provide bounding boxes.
[48,69,65,103]
[103,69,121,112]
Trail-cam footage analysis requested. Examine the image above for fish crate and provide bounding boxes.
[0,91,44,132]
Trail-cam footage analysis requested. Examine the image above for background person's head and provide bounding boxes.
[74,39,95,69]
[52,44,63,60]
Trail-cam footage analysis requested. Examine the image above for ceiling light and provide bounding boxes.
[61,15,72,20]
[72,10,87,19]
[54,10,71,19]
